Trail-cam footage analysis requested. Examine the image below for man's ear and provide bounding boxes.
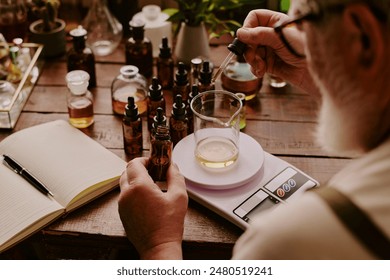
[342,4,384,71]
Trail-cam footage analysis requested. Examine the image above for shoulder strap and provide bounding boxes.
[315,187,390,259]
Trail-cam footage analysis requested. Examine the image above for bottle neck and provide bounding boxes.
[73,38,86,51]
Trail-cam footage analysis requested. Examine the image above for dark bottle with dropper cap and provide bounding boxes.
[187,84,199,134]
[173,62,190,103]
[125,19,153,79]
[148,125,172,182]
[212,37,247,82]
[199,60,215,114]
[151,107,167,140]
[157,37,174,90]
[122,96,143,155]
[147,77,166,131]
[198,60,215,93]
[67,26,97,88]
[169,94,188,147]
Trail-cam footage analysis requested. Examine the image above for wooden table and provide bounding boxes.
[0,42,351,260]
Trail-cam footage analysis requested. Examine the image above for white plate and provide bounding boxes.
[172,133,264,190]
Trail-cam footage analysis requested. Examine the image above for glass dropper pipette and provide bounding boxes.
[212,38,247,83]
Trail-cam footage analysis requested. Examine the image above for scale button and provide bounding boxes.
[276,188,285,197]
[282,183,291,192]
[288,179,296,187]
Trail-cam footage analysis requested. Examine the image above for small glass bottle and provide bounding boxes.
[7,46,22,83]
[151,107,167,140]
[66,70,94,128]
[148,125,172,182]
[111,65,147,116]
[172,62,190,103]
[187,84,199,134]
[67,26,97,88]
[198,60,215,92]
[169,94,188,147]
[157,36,174,89]
[122,96,143,155]
[82,0,123,56]
[12,38,30,73]
[125,19,153,79]
[146,77,165,131]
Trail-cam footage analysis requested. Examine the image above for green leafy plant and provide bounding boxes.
[164,0,265,38]
[29,0,61,32]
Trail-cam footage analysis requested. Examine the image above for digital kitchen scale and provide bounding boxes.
[172,133,319,229]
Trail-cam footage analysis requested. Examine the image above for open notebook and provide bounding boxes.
[0,120,126,253]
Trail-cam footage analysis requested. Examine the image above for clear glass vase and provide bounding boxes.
[82,0,123,56]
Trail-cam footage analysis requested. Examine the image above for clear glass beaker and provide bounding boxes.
[190,90,242,170]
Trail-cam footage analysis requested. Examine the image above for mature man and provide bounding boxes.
[118,0,390,259]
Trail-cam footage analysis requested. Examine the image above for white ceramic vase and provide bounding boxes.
[174,22,211,66]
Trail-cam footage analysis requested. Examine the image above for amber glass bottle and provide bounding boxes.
[198,60,215,92]
[157,37,174,89]
[198,60,215,113]
[172,62,190,103]
[151,107,167,140]
[125,19,153,79]
[146,77,165,131]
[67,26,97,88]
[187,84,199,134]
[122,96,143,155]
[169,94,188,147]
[148,125,172,182]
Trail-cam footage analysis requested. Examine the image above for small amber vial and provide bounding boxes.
[66,70,94,128]
[148,125,172,182]
[169,94,188,147]
[122,97,143,155]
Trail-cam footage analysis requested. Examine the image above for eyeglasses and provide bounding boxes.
[274,2,387,58]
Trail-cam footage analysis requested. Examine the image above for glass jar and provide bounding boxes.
[111,65,148,116]
[221,54,262,101]
[66,70,94,128]
[0,80,15,109]
[82,0,123,56]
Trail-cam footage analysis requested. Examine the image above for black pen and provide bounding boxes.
[2,154,54,197]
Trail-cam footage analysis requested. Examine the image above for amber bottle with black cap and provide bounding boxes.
[125,19,153,79]
[198,60,215,93]
[67,26,97,88]
[187,84,199,134]
[172,62,190,103]
[169,94,188,147]
[157,37,174,89]
[151,107,167,140]
[122,96,143,155]
[148,125,172,182]
[147,77,165,131]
